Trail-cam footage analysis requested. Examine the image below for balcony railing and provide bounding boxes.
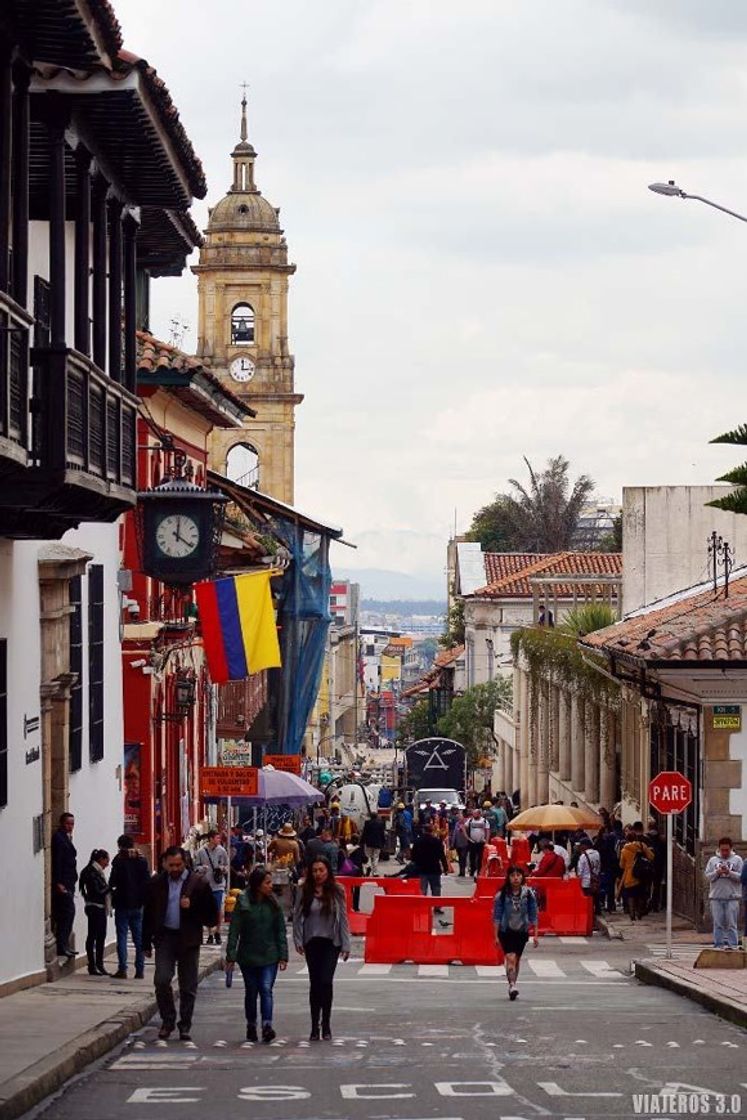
[0,291,33,468]
[31,345,137,493]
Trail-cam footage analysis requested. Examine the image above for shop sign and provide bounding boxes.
[713,705,741,731]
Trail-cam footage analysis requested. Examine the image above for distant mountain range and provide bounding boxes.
[334,567,446,601]
[361,599,446,615]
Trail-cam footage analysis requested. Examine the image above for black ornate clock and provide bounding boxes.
[138,473,227,586]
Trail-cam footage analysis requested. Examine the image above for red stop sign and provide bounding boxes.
[649,771,692,814]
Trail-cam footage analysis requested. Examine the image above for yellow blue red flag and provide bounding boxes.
[195,571,281,683]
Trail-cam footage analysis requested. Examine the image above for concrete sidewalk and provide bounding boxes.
[0,946,222,1120]
[635,953,747,1030]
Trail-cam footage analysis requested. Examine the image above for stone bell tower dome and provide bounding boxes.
[193,93,302,505]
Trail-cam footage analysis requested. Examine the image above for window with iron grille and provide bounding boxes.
[650,714,701,856]
[88,565,104,763]
[0,640,7,808]
[69,575,83,772]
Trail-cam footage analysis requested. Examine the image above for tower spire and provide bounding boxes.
[239,82,248,142]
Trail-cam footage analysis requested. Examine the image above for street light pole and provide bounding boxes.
[648,181,747,224]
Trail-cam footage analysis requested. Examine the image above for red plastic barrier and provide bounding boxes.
[509,836,531,868]
[473,875,593,936]
[337,876,421,935]
[364,894,504,965]
[494,837,509,863]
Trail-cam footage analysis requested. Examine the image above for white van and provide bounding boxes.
[414,787,464,811]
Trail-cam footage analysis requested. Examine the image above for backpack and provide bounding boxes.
[580,851,600,894]
[632,843,654,884]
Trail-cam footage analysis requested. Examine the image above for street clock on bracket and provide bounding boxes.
[138,474,228,586]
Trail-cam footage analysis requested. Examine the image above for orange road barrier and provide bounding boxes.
[509,836,531,868]
[338,875,421,936]
[473,875,593,936]
[364,894,505,965]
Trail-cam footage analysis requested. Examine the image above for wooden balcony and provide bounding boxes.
[0,344,137,538]
[0,291,33,476]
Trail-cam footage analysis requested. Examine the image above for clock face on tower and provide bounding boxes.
[155,513,201,558]
[230,356,255,383]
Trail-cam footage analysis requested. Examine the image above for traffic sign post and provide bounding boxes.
[648,770,693,960]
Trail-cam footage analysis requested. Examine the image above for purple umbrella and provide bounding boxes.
[236,767,324,808]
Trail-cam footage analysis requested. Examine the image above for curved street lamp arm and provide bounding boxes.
[682,193,747,224]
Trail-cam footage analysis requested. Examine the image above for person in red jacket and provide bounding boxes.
[532,838,566,878]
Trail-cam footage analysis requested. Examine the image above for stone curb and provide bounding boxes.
[0,958,222,1120]
[634,960,747,1030]
[595,915,624,940]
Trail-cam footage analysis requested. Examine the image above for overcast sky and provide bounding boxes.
[117,0,747,596]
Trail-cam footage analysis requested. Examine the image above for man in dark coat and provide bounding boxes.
[51,812,78,957]
[110,834,150,979]
[143,846,219,1040]
[361,812,386,875]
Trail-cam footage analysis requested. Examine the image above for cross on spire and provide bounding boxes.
[239,82,249,141]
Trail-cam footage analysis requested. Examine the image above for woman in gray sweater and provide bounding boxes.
[292,857,351,1040]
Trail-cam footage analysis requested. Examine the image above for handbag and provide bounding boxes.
[205,846,225,885]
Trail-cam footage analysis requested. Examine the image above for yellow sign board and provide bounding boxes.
[713,705,741,731]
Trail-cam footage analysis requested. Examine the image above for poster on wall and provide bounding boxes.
[123,742,142,837]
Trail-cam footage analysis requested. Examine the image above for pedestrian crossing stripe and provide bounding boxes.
[273,960,626,981]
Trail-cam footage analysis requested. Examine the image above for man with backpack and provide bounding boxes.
[577,836,602,915]
[617,822,654,921]
[193,830,229,945]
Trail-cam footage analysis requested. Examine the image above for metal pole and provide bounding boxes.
[666,813,673,960]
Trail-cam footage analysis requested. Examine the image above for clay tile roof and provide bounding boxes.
[136,332,253,417]
[469,551,622,599]
[580,571,747,665]
[401,644,464,698]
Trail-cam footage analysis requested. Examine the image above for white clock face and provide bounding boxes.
[155,513,200,559]
[230,356,255,383]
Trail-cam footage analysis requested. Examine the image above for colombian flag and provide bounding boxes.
[195,572,281,683]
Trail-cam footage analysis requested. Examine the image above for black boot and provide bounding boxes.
[309,1022,320,1041]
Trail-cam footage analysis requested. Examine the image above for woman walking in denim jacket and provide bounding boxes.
[493,865,538,1001]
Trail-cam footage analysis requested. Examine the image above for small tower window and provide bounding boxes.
[227,442,260,490]
[231,303,255,345]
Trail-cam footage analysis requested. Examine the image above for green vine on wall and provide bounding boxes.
[510,627,620,710]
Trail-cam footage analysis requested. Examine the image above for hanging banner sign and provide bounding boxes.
[713,705,741,731]
[264,754,302,775]
[200,766,258,798]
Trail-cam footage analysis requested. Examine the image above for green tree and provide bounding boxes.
[467,455,595,553]
[439,599,465,648]
[598,513,622,553]
[436,677,513,766]
[396,698,433,745]
[708,425,747,514]
[558,602,617,638]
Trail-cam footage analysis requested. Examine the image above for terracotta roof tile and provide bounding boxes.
[469,551,622,599]
[581,573,747,664]
[402,644,464,698]
[136,332,252,416]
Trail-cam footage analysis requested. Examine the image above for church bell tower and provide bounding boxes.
[193,94,301,504]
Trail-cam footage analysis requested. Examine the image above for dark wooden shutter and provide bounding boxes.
[69,575,83,772]
[88,565,104,762]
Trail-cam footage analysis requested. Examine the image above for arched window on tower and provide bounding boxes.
[227,442,260,491]
[231,303,255,345]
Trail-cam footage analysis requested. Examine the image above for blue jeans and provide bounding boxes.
[420,873,442,897]
[240,963,278,1026]
[212,891,224,925]
[115,907,144,974]
[711,899,740,948]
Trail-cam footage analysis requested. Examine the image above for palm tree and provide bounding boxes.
[707,425,747,514]
[505,455,595,552]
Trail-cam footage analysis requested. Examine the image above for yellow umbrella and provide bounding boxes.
[507,804,603,832]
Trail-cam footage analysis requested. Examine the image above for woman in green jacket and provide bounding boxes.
[226,867,288,1042]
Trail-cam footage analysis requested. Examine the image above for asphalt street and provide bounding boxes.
[25,935,747,1120]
